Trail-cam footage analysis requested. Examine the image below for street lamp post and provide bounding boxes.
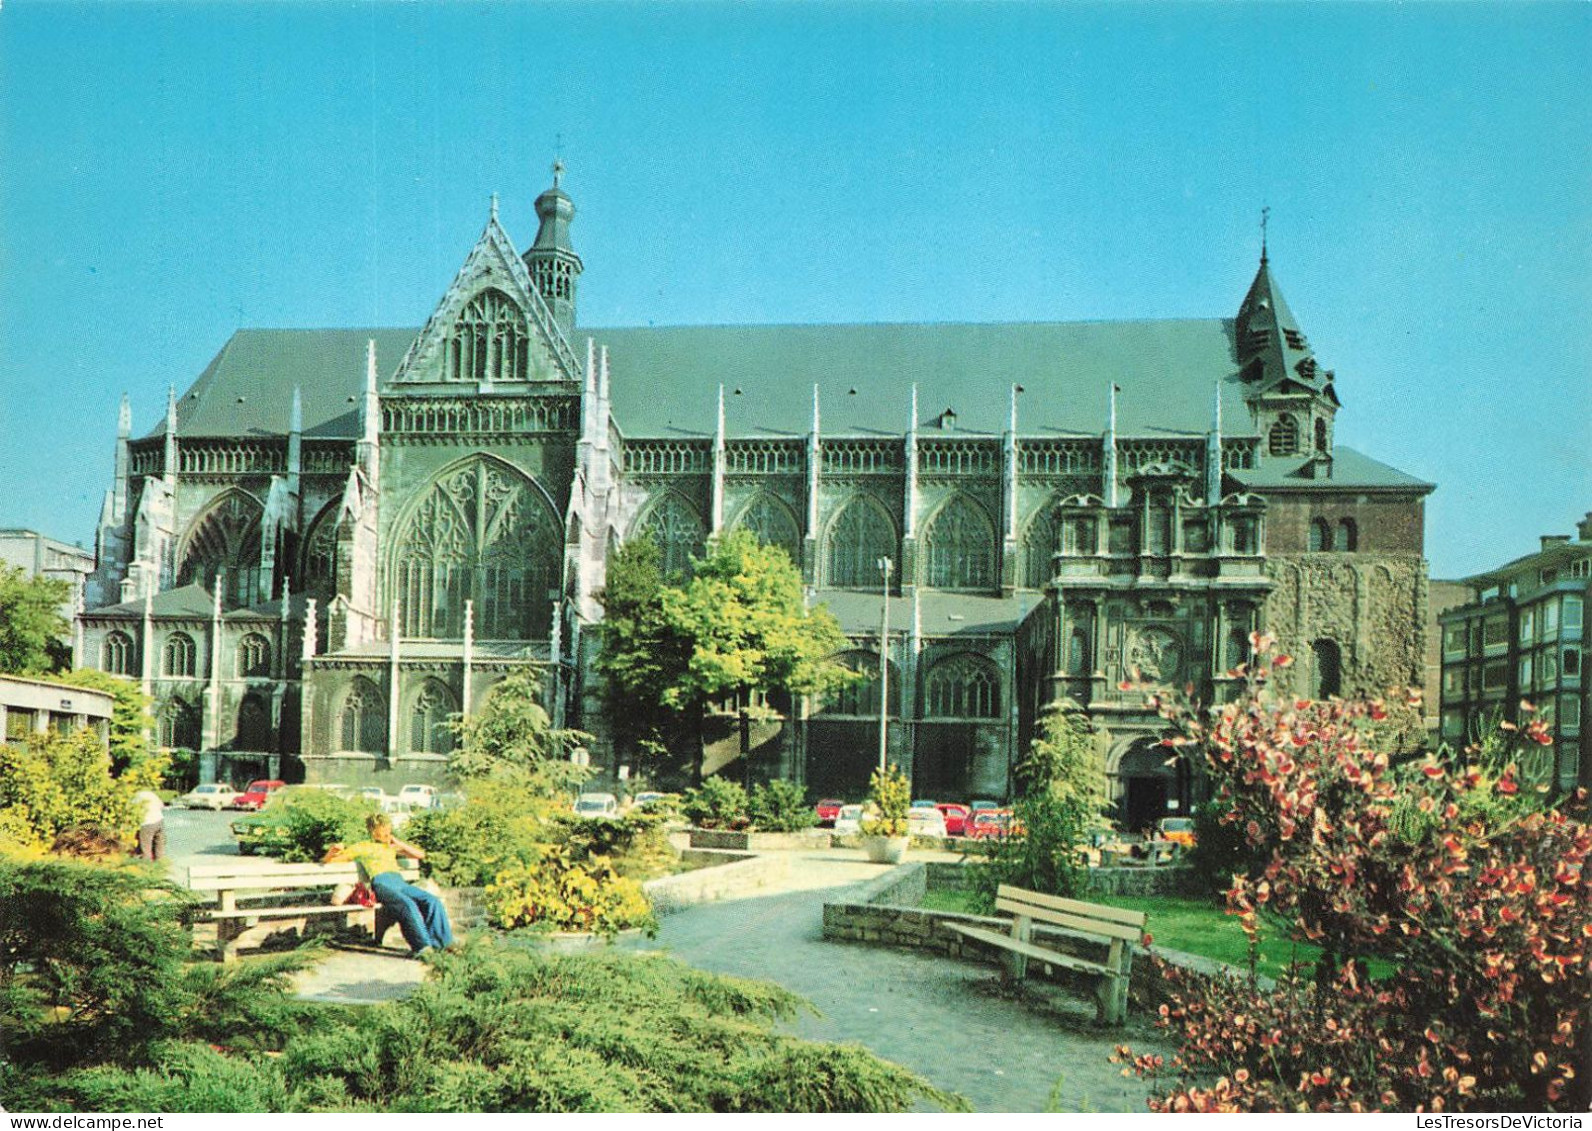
[878,556,893,772]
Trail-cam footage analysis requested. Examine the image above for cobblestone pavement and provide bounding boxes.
[617,855,1166,1114]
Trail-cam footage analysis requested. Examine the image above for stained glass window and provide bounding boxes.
[395,458,560,640]
[163,632,196,678]
[236,633,271,678]
[177,490,263,607]
[1021,510,1056,589]
[411,680,456,755]
[923,496,995,589]
[340,679,385,754]
[733,493,801,564]
[102,630,134,675]
[925,653,1001,718]
[825,496,896,589]
[158,698,200,750]
[639,494,707,579]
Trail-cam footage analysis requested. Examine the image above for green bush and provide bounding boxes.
[404,779,563,886]
[553,810,679,881]
[859,764,909,837]
[747,779,815,833]
[231,788,379,862]
[0,728,150,853]
[681,776,749,829]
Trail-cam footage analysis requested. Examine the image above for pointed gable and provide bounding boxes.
[1235,259,1332,400]
[391,208,582,386]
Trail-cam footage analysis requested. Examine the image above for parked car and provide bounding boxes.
[968,798,1001,813]
[907,807,947,839]
[395,784,439,812]
[356,786,394,811]
[228,779,286,811]
[813,798,845,826]
[180,782,235,810]
[965,809,1020,841]
[910,799,939,809]
[573,792,619,818]
[832,803,867,836]
[1157,816,1196,849]
[935,802,971,836]
[631,791,668,810]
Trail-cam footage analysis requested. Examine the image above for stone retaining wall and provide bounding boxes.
[643,850,792,914]
[1088,864,1197,897]
[687,828,834,851]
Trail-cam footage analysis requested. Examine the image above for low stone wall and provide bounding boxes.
[1087,864,1197,897]
[687,828,834,851]
[644,850,792,914]
[926,860,975,890]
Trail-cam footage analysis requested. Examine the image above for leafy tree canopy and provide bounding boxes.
[448,669,590,790]
[0,566,70,675]
[657,530,854,711]
[56,668,156,777]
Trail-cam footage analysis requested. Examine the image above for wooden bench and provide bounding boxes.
[943,884,1147,1024]
[187,859,420,962]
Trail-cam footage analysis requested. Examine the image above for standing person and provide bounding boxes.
[131,789,165,861]
[324,813,454,957]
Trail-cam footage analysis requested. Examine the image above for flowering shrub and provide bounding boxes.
[485,846,657,939]
[1114,633,1589,1112]
[860,764,910,838]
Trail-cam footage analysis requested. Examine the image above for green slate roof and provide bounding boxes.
[598,320,1245,439]
[1229,446,1434,493]
[85,583,275,620]
[156,320,1249,442]
[152,329,416,439]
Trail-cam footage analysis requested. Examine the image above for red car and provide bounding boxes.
[814,798,845,827]
[965,809,1021,841]
[935,803,971,836]
[229,779,286,811]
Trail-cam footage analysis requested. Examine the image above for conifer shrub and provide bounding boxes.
[681,776,749,829]
[747,778,816,833]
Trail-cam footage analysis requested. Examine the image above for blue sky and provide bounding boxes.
[1,2,1587,579]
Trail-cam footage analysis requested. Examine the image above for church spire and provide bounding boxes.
[523,157,583,335]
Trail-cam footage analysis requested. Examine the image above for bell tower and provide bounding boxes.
[522,159,583,336]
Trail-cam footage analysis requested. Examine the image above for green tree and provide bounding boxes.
[55,669,157,778]
[448,669,590,788]
[0,727,161,852]
[595,539,694,780]
[971,701,1107,908]
[657,531,855,785]
[0,566,70,674]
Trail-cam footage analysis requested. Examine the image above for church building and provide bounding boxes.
[76,168,1435,826]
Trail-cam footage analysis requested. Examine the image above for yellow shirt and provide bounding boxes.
[338,840,401,882]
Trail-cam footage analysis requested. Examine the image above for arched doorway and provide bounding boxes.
[1115,738,1192,834]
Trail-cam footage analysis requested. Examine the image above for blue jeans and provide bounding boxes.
[371,872,454,953]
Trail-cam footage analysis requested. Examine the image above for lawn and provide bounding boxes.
[920,888,1339,978]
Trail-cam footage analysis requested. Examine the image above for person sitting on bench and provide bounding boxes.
[324,813,454,958]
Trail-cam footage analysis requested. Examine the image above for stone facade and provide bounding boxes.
[75,172,1433,817]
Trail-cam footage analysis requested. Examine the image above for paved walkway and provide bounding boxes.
[283,852,1165,1112]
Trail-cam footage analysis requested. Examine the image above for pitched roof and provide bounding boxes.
[153,329,416,439]
[85,582,282,619]
[1228,446,1434,493]
[599,319,1248,439]
[816,589,1043,638]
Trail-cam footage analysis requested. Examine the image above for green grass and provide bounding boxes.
[920,887,1365,979]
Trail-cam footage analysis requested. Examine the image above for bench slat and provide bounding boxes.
[207,905,369,921]
[943,923,1115,976]
[995,885,1147,928]
[994,898,1144,943]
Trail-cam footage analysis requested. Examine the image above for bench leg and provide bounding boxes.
[1006,915,1032,981]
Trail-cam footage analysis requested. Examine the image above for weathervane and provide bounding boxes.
[1260,205,1270,264]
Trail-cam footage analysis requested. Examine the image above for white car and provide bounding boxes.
[832,803,867,836]
[573,792,619,818]
[180,783,234,810]
[908,807,948,839]
[356,786,395,812]
[396,784,438,812]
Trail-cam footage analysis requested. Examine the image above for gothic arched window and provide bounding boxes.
[410,680,456,755]
[1309,518,1331,552]
[1268,414,1299,456]
[177,490,264,608]
[103,631,134,676]
[236,633,271,678]
[638,494,707,579]
[824,652,900,716]
[339,679,385,754]
[1062,515,1098,556]
[1311,638,1343,699]
[236,694,271,750]
[732,494,801,565]
[825,496,897,589]
[923,496,996,590]
[158,698,200,750]
[1021,510,1057,589]
[163,632,196,678]
[301,503,340,597]
[925,653,1001,718]
[445,288,529,384]
[395,458,561,640]
[1334,518,1357,552]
